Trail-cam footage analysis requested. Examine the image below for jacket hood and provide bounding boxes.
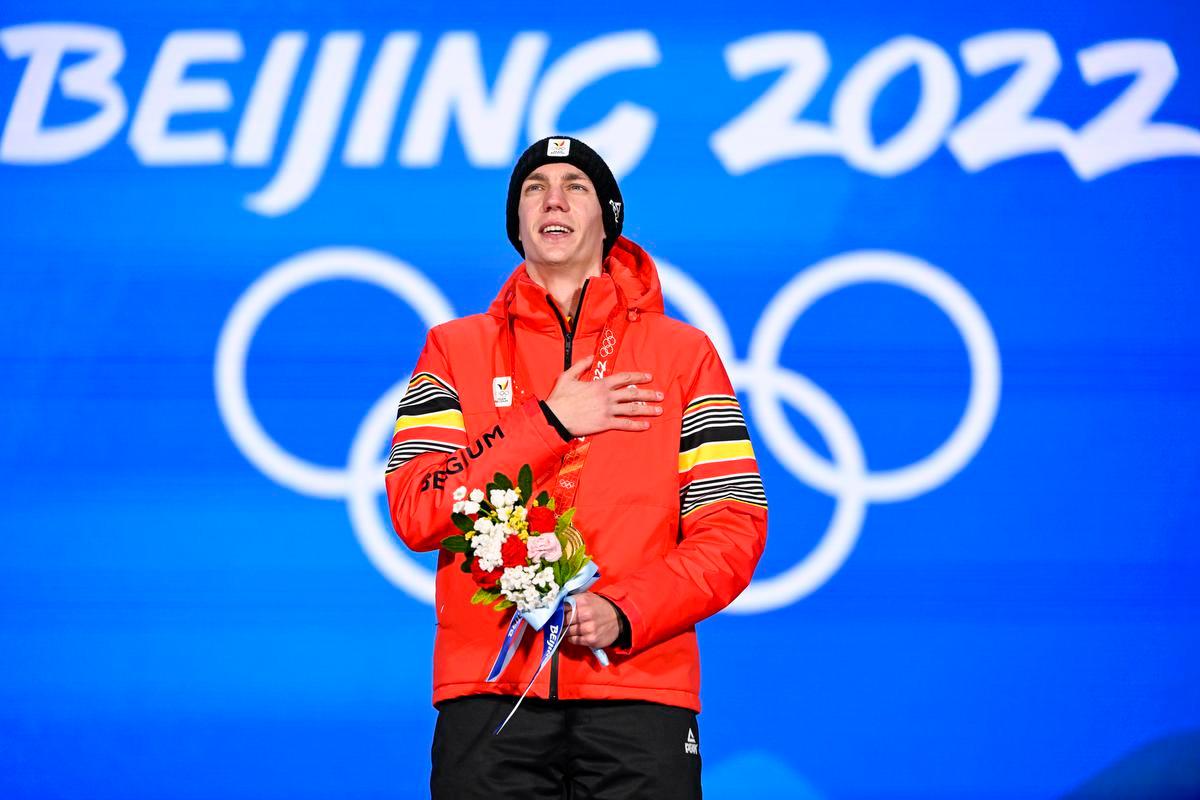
[486,235,664,330]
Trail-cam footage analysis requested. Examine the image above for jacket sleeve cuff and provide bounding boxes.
[593,587,642,655]
[538,399,574,442]
[520,396,575,458]
[595,593,632,650]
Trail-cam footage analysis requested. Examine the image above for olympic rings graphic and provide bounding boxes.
[600,331,617,357]
[215,246,1001,613]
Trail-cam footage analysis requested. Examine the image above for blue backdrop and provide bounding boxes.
[2,1,1198,798]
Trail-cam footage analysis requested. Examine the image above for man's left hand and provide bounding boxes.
[565,592,620,649]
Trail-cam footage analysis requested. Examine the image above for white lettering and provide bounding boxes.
[948,30,1074,173]
[129,30,242,164]
[245,32,363,216]
[232,31,306,166]
[6,24,1194,209]
[344,32,419,166]
[831,35,959,176]
[709,32,838,176]
[528,30,660,179]
[0,23,127,164]
[400,32,548,167]
[1069,39,1200,180]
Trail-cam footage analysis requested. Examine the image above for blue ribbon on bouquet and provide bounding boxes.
[486,560,610,734]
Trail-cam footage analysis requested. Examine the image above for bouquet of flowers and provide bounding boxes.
[441,464,593,616]
[441,464,607,733]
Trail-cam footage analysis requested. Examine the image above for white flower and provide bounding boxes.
[534,567,557,588]
[472,531,504,572]
[469,488,484,503]
[453,486,467,501]
[461,501,480,515]
[452,501,464,514]
[473,517,493,534]
[498,565,529,600]
[498,564,559,613]
[496,507,510,522]
[511,505,527,522]
[489,489,507,509]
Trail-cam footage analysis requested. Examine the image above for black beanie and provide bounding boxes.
[506,136,624,258]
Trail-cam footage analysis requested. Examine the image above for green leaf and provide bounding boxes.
[494,599,515,611]
[535,490,550,507]
[551,558,569,587]
[492,472,513,491]
[450,514,475,535]
[568,550,589,580]
[518,464,533,503]
[442,533,471,553]
[555,507,576,536]
[470,588,500,606]
[459,556,473,573]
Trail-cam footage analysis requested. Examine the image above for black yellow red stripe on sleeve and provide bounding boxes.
[386,372,467,474]
[678,394,767,517]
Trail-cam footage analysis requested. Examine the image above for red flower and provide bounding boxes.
[527,505,557,534]
[501,536,528,569]
[470,558,502,589]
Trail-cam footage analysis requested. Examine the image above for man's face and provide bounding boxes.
[516,162,604,269]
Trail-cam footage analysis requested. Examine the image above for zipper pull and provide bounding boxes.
[627,308,639,322]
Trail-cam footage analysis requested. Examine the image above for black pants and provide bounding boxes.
[430,695,702,799]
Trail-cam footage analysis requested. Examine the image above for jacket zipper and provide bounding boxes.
[546,278,589,369]
[543,278,589,701]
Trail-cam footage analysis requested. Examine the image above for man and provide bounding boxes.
[385,136,768,799]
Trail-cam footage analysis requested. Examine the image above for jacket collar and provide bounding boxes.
[486,236,665,335]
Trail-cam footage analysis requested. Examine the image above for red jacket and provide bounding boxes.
[385,236,768,712]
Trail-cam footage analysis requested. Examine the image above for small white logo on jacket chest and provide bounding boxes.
[492,376,512,407]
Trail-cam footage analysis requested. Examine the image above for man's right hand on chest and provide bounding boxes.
[544,355,663,437]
